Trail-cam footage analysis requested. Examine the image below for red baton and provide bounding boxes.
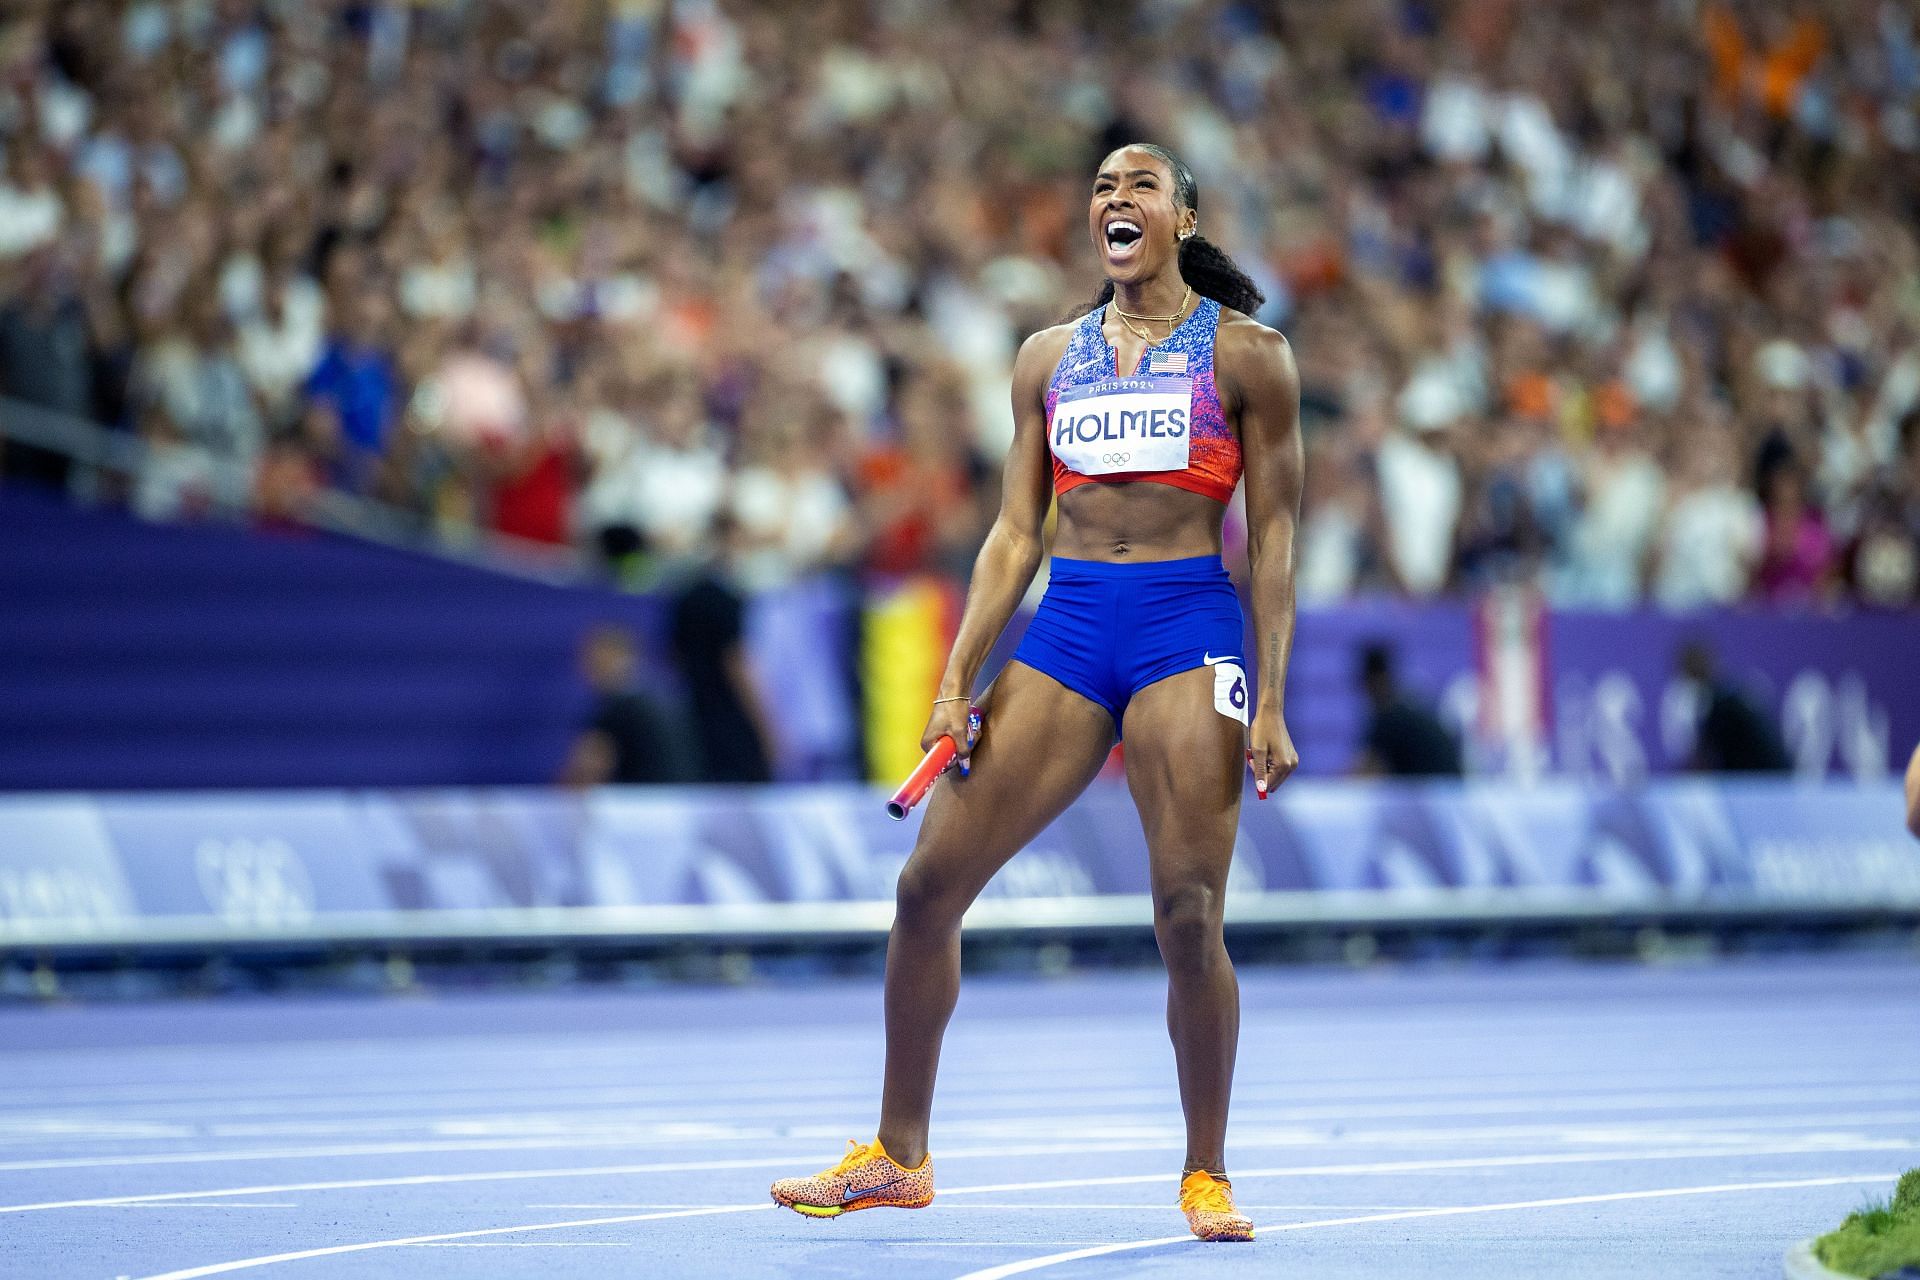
[885,706,982,820]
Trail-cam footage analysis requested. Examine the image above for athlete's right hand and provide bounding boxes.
[921,700,978,777]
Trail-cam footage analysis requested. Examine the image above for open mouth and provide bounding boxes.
[1104,219,1143,260]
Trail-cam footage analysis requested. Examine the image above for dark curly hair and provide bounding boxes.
[1086,142,1265,317]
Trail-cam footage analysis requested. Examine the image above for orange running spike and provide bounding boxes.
[770,1139,934,1218]
[1180,1169,1254,1241]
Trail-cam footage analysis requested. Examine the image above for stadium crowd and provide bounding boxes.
[0,0,1917,608]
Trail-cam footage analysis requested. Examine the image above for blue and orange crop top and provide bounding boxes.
[1045,296,1240,505]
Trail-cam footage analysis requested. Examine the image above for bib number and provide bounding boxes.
[1050,375,1192,476]
[1211,659,1249,726]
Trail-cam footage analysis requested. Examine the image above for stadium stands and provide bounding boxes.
[0,0,1915,605]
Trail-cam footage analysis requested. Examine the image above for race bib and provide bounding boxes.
[1209,656,1249,725]
[1050,375,1192,476]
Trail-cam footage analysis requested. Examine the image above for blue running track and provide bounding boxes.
[1,954,1914,1279]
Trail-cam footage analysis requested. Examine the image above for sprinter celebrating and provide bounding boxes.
[772,143,1303,1242]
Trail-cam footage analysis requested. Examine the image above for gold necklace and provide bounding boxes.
[1112,285,1192,344]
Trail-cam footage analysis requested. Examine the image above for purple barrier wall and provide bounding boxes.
[1544,607,1915,783]
[4,484,1912,789]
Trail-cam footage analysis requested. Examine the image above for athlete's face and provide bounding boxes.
[1089,148,1194,285]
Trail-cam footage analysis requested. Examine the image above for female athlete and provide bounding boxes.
[772,143,1303,1242]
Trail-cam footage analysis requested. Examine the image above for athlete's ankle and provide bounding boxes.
[874,1131,929,1170]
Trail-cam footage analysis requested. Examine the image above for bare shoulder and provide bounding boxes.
[1010,319,1078,408]
[1016,319,1079,372]
[1213,308,1297,413]
[1214,308,1295,382]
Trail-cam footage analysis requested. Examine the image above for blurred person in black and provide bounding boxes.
[0,248,92,488]
[560,624,693,787]
[1354,642,1462,777]
[1676,640,1789,773]
[669,515,774,783]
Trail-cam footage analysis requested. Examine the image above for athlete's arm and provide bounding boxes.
[1226,319,1304,793]
[1905,742,1920,839]
[923,327,1065,764]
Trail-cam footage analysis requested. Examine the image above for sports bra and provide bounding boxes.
[1045,296,1240,505]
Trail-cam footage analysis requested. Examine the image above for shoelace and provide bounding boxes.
[1181,1174,1241,1217]
[821,1139,878,1179]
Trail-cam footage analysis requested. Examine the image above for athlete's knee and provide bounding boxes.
[1154,882,1225,972]
[894,859,967,932]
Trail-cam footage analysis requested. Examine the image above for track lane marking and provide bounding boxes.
[7,1075,1914,1129]
[6,1104,1919,1174]
[403,1242,633,1248]
[9,1136,1912,1215]
[949,1174,1900,1280]
[129,1205,772,1278]
[6,1064,1903,1111]
[109,1162,1902,1279]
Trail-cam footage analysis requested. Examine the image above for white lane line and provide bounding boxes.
[404,1242,632,1248]
[11,1075,1914,1131]
[11,1080,1915,1140]
[890,1242,1119,1247]
[10,1136,1913,1215]
[121,1168,1902,1280]
[949,1174,1901,1280]
[130,1205,771,1279]
[529,1202,1445,1211]
[93,1203,298,1210]
[8,1065,1901,1114]
[929,1143,1914,1198]
[0,1134,680,1173]
[0,1139,1207,1214]
[9,1102,1920,1175]
[18,1143,1920,1212]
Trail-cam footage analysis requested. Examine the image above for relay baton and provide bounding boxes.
[885,706,981,820]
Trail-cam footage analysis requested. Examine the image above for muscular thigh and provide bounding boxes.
[901,660,1117,906]
[1121,664,1246,897]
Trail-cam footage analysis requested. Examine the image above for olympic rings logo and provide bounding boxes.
[1100,452,1131,466]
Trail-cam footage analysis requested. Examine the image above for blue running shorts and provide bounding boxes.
[1010,555,1249,735]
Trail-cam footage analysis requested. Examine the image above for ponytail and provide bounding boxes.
[1178,235,1265,314]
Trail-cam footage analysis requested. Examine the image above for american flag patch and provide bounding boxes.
[1147,350,1188,374]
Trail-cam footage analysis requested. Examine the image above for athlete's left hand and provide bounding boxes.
[1247,711,1299,800]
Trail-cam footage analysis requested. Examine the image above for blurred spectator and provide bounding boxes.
[1376,412,1463,596]
[560,625,692,787]
[1753,461,1836,605]
[730,391,858,590]
[303,293,400,492]
[1557,404,1665,608]
[1354,642,1462,777]
[856,367,982,579]
[669,517,774,784]
[0,144,62,259]
[629,374,729,567]
[1296,431,1384,602]
[1653,422,1763,609]
[0,249,91,486]
[236,269,326,429]
[1676,641,1790,773]
[131,293,260,516]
